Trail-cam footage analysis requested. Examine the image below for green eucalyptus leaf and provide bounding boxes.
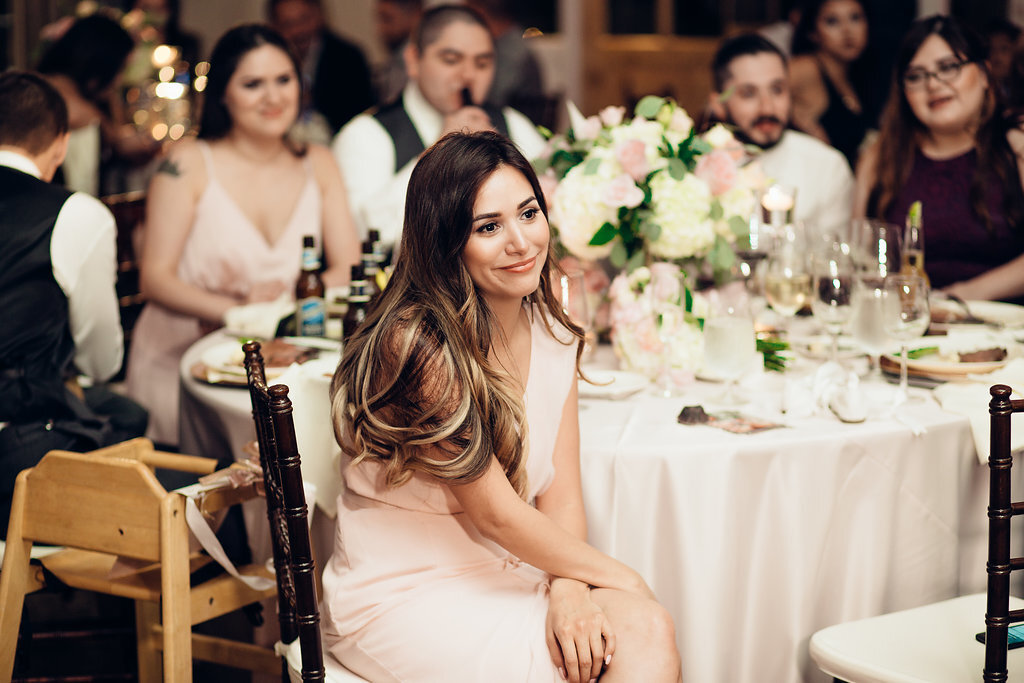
[709,202,724,221]
[610,241,628,268]
[583,157,603,175]
[626,249,647,272]
[532,158,550,175]
[708,236,736,271]
[635,95,666,119]
[589,221,618,246]
[667,157,686,181]
[727,215,749,237]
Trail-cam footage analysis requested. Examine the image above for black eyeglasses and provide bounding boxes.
[903,60,970,90]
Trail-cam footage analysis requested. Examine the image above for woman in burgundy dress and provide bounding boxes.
[854,15,1024,303]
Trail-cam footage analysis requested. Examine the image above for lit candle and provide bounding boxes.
[761,185,795,212]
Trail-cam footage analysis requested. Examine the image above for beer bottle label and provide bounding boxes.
[297,296,326,336]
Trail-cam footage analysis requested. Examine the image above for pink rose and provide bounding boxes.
[616,139,649,183]
[649,263,682,303]
[576,115,602,141]
[599,105,627,127]
[695,149,739,196]
[602,174,645,209]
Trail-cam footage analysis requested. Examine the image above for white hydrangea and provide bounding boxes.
[646,172,716,259]
[550,163,618,260]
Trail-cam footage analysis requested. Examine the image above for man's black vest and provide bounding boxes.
[373,95,510,171]
[0,165,78,423]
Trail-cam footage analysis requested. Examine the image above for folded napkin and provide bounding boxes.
[274,358,343,516]
[782,361,867,423]
[933,358,1024,464]
[224,293,295,339]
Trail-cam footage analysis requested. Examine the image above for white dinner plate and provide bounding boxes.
[200,341,248,377]
[930,299,1024,328]
[578,369,649,399]
[788,334,863,361]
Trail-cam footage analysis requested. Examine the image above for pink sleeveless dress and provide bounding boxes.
[125,141,321,445]
[321,307,577,682]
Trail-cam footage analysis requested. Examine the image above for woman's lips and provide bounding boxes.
[501,256,537,273]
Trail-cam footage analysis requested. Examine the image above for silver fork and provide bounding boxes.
[943,293,1003,328]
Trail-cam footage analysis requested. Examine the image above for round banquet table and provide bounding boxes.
[577,346,1007,683]
[180,331,1011,683]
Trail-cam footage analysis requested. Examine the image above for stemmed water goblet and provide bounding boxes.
[702,295,756,405]
[848,219,902,381]
[648,263,687,397]
[810,237,854,365]
[882,274,931,404]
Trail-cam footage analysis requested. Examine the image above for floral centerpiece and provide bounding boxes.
[534,96,762,276]
[607,263,707,382]
[533,97,762,377]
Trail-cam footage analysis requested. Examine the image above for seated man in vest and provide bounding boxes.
[0,71,147,534]
[706,34,854,243]
[332,3,546,251]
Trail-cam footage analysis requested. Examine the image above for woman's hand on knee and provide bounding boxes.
[546,578,616,683]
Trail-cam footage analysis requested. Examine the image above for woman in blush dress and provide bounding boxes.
[788,0,875,167]
[854,15,1024,302]
[321,131,682,683]
[125,24,360,445]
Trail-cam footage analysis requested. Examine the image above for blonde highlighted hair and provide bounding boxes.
[330,132,584,498]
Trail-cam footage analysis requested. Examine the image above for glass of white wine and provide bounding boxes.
[703,297,756,405]
[764,222,811,329]
[882,274,931,404]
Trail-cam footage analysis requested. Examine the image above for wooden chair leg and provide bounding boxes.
[160,494,192,683]
[0,470,35,683]
[135,600,162,683]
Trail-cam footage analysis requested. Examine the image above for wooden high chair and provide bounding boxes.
[0,438,280,682]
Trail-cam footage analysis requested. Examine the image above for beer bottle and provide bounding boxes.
[343,264,371,341]
[900,201,930,287]
[361,230,385,301]
[295,235,326,337]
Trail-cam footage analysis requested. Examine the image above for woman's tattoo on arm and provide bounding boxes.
[156,158,181,176]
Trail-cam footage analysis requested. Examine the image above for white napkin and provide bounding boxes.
[782,361,867,422]
[933,358,1024,464]
[274,358,343,517]
[224,292,295,339]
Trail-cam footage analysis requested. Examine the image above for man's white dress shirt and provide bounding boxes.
[0,150,122,382]
[331,82,547,249]
[757,129,855,244]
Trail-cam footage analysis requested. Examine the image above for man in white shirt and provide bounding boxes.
[0,71,146,533]
[707,34,854,242]
[332,4,546,251]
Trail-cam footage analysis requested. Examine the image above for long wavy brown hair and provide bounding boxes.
[868,15,1024,233]
[330,132,584,498]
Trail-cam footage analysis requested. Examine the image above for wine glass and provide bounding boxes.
[734,190,771,318]
[763,222,811,330]
[849,219,902,379]
[882,274,931,404]
[702,296,756,405]
[648,263,687,397]
[810,238,854,365]
[557,269,594,357]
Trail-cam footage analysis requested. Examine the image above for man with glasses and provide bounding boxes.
[707,33,854,243]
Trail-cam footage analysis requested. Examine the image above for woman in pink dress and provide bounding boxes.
[323,131,682,683]
[125,24,359,444]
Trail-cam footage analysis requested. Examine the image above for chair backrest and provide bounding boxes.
[100,191,147,380]
[243,340,325,683]
[985,384,1024,681]
[16,449,167,562]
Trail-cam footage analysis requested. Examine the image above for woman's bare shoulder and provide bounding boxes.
[155,138,205,178]
[788,55,822,87]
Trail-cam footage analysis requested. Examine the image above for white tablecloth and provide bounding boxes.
[578,349,1003,683]
[180,332,1006,683]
